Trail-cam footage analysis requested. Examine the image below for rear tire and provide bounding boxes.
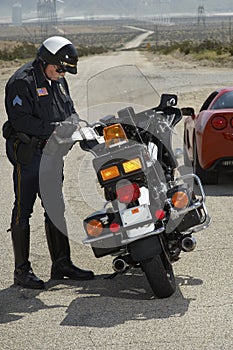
[193,140,218,185]
[141,253,176,298]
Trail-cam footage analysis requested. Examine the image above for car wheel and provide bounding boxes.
[193,140,218,185]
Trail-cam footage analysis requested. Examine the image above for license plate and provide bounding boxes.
[120,204,152,227]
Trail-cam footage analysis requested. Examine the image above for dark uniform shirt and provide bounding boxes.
[5,59,76,139]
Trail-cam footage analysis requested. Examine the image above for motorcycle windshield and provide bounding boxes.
[86,64,160,123]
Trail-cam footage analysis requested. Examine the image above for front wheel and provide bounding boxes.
[141,252,176,298]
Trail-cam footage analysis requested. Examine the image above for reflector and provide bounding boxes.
[109,222,121,233]
[155,209,165,220]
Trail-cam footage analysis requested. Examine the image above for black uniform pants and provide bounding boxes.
[6,138,66,232]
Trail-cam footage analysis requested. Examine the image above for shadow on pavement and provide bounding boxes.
[203,183,233,197]
[0,284,65,324]
[54,271,201,328]
[179,165,233,196]
[0,271,202,326]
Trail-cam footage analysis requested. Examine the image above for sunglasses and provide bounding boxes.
[55,62,77,75]
[55,65,66,73]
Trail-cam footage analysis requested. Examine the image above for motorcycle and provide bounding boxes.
[62,65,211,298]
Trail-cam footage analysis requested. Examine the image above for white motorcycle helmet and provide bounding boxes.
[37,36,78,74]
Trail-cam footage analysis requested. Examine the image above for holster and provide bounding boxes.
[2,121,38,165]
[15,135,39,165]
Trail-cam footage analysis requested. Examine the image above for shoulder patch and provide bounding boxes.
[13,95,22,107]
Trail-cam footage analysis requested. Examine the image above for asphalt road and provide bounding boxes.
[0,48,232,350]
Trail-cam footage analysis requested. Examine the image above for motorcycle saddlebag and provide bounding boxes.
[177,208,202,232]
[91,235,123,258]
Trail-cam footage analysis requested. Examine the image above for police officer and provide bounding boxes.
[4,36,94,289]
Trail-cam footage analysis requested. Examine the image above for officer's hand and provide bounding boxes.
[54,121,77,138]
[67,113,81,125]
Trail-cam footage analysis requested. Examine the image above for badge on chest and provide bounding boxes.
[59,83,66,96]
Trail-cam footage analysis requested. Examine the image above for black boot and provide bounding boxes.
[11,225,45,289]
[45,220,94,281]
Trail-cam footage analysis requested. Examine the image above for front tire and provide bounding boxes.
[141,253,176,298]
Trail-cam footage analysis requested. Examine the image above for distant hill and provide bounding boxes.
[57,1,233,17]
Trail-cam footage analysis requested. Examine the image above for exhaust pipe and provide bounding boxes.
[181,236,197,252]
[112,257,128,272]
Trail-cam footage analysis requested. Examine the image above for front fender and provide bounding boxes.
[129,235,162,262]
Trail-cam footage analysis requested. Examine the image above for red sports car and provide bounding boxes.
[182,87,233,184]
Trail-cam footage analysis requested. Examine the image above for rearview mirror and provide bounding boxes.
[159,94,177,108]
[181,107,195,117]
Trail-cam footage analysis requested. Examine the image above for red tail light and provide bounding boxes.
[211,116,227,130]
[116,183,141,204]
[231,118,233,128]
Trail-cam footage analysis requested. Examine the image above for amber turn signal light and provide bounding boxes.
[122,158,142,173]
[86,219,103,237]
[171,191,189,209]
[100,165,120,181]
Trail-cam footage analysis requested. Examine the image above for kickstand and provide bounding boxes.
[104,271,119,279]
[104,266,131,280]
